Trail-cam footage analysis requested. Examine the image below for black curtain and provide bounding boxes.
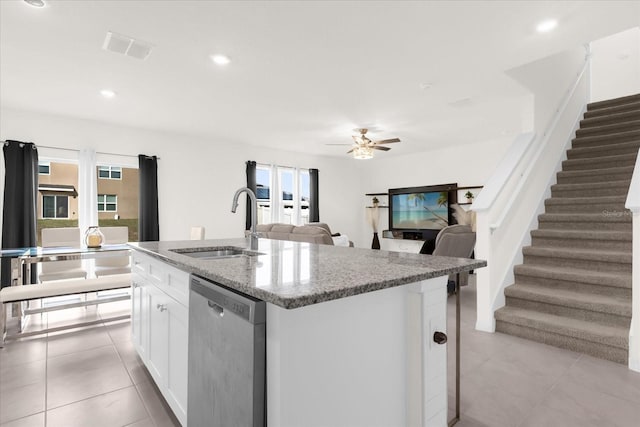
[138,155,159,242]
[1,141,39,287]
[309,168,319,222]
[245,161,256,231]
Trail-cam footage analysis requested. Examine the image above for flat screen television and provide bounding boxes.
[388,184,457,233]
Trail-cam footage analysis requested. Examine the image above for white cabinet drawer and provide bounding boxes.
[131,251,190,307]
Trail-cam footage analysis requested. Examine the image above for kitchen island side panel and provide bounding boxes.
[266,276,448,427]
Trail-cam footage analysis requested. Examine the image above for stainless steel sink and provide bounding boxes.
[170,247,263,260]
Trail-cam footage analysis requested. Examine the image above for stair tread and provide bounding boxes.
[531,229,632,241]
[563,152,637,166]
[580,110,640,127]
[523,245,631,263]
[495,306,629,347]
[545,195,627,204]
[572,128,640,146]
[505,283,631,314]
[551,179,632,190]
[584,101,640,119]
[568,139,640,154]
[514,264,632,286]
[576,119,640,135]
[587,93,640,111]
[539,212,631,222]
[557,166,634,178]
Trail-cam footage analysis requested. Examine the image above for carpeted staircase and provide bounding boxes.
[495,93,640,364]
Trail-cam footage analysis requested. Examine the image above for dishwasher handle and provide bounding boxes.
[208,300,225,317]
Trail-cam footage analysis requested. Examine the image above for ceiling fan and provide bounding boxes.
[328,128,401,159]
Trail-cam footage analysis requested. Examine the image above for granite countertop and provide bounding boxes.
[129,238,486,309]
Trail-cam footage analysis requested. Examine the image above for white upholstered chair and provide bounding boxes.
[95,226,131,277]
[39,228,88,282]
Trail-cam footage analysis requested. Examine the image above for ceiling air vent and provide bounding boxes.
[103,31,153,60]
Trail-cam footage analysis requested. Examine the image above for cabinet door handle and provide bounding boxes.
[156,303,167,312]
[433,331,447,345]
[132,282,139,289]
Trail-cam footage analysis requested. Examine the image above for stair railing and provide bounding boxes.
[471,47,592,332]
[626,148,640,372]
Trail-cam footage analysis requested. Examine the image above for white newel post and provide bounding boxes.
[473,211,495,332]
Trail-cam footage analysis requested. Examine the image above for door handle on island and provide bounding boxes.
[156,303,167,312]
[433,331,447,345]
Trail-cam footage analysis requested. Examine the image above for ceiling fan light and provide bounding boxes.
[353,146,373,160]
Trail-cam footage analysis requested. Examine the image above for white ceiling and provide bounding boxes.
[1,0,638,157]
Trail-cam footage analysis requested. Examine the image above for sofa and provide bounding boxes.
[255,223,352,246]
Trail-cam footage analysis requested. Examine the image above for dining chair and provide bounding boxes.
[39,227,88,282]
[95,226,131,277]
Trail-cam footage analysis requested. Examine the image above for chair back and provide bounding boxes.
[95,227,130,269]
[40,227,86,281]
[432,225,476,258]
[190,226,205,240]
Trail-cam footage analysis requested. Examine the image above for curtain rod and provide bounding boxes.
[1,141,160,160]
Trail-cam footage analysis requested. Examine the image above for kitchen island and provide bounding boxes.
[129,238,485,427]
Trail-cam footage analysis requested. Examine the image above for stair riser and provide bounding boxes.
[505,296,630,327]
[556,172,633,184]
[572,131,640,149]
[579,111,640,129]
[567,145,640,160]
[544,202,628,214]
[514,271,631,296]
[531,236,632,251]
[551,186,629,198]
[576,123,640,138]
[524,254,631,273]
[495,321,627,364]
[584,101,640,119]
[562,156,637,171]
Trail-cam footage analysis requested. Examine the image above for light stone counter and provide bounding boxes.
[129,237,485,309]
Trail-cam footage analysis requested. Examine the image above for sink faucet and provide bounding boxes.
[231,187,259,250]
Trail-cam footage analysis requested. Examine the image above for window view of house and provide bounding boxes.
[256,164,310,225]
[96,165,139,242]
[35,160,139,245]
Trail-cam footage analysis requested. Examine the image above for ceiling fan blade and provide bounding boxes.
[372,146,391,151]
[373,138,401,144]
[346,148,355,154]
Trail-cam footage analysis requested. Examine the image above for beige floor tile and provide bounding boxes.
[47,344,121,378]
[565,354,640,404]
[0,412,45,427]
[521,378,640,427]
[125,418,155,427]
[0,359,45,396]
[46,386,148,427]
[0,338,47,368]
[106,319,134,343]
[46,357,132,409]
[47,325,112,358]
[136,381,181,427]
[0,381,45,425]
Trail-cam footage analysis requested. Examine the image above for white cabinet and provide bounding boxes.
[131,251,189,426]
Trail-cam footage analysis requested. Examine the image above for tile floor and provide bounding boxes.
[1,279,640,427]
[0,299,180,427]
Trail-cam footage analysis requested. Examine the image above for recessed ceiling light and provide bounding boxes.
[210,54,231,66]
[23,0,46,7]
[100,89,116,99]
[536,19,558,33]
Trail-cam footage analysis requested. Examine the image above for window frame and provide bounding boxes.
[98,165,122,180]
[38,162,50,175]
[42,194,69,219]
[97,194,118,212]
[257,163,310,225]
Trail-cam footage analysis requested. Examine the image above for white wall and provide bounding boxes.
[591,27,640,103]
[0,108,363,245]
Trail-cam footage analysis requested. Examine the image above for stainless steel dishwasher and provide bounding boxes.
[188,275,266,427]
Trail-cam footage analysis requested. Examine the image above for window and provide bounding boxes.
[42,195,69,218]
[38,162,50,175]
[98,165,122,179]
[256,164,310,225]
[97,194,117,212]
